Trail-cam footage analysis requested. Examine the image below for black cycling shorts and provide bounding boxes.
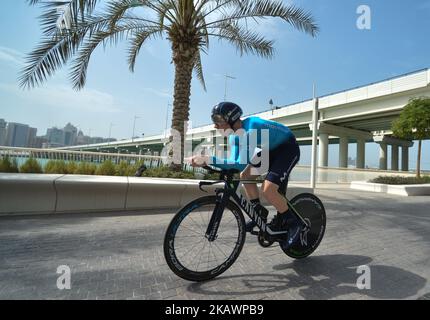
[251,141,300,195]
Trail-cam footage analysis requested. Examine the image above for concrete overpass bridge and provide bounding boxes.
[62,68,430,172]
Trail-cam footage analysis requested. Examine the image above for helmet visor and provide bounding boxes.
[211,113,227,125]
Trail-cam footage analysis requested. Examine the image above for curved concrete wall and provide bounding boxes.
[0,173,63,214]
[55,175,129,212]
[0,173,312,215]
[351,181,430,196]
[126,177,218,209]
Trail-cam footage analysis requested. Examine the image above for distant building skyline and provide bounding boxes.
[3,122,37,148]
[0,118,117,148]
[0,119,6,146]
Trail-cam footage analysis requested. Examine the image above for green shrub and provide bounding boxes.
[171,170,195,179]
[204,172,221,180]
[0,155,230,179]
[115,161,136,176]
[44,160,57,173]
[0,156,19,173]
[66,161,78,174]
[44,160,68,174]
[137,165,215,180]
[140,166,190,179]
[74,162,97,175]
[95,160,116,176]
[19,157,43,173]
[131,160,147,177]
[370,175,430,185]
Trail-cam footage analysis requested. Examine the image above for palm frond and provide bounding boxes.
[193,51,207,91]
[24,0,318,93]
[197,0,246,17]
[28,0,99,23]
[69,27,125,90]
[157,0,178,29]
[211,20,274,58]
[105,0,153,29]
[19,15,113,89]
[70,19,161,89]
[128,27,164,72]
[18,32,85,89]
[206,0,319,37]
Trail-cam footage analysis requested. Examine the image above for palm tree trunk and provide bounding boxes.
[169,46,196,171]
[417,139,422,178]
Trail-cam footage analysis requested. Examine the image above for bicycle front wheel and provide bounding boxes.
[163,196,246,282]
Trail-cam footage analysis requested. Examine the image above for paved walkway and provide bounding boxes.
[0,188,429,300]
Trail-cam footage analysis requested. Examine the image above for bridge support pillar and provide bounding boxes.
[373,133,413,172]
[402,146,409,172]
[378,142,388,170]
[391,145,399,171]
[339,136,348,168]
[318,133,329,167]
[356,139,365,169]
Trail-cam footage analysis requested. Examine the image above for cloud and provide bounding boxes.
[248,18,284,38]
[142,87,172,98]
[0,83,122,113]
[0,46,24,67]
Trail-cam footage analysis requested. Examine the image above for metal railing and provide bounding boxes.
[0,146,164,167]
[1,146,424,182]
[0,146,213,174]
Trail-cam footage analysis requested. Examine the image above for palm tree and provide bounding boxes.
[21,0,318,169]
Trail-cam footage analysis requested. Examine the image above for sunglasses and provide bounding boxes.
[211,114,227,125]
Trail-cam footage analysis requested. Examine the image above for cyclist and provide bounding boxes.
[189,101,303,249]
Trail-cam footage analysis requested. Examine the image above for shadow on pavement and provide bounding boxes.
[188,254,426,299]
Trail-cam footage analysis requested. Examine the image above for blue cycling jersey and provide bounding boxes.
[210,116,296,171]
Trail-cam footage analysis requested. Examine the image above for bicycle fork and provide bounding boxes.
[205,190,230,242]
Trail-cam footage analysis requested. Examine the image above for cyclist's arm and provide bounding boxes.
[210,136,247,171]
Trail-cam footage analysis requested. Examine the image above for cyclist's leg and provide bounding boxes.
[261,180,289,213]
[241,164,268,232]
[262,142,301,241]
[262,142,299,210]
[240,164,260,201]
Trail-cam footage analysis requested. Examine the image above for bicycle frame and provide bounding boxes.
[201,178,308,242]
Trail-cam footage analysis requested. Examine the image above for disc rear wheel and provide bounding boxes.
[280,193,326,259]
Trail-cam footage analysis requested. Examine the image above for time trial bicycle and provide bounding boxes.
[163,166,326,281]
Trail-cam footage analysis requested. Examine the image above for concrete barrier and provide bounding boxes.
[126,177,218,209]
[351,181,430,196]
[179,179,220,206]
[0,173,313,215]
[55,175,129,212]
[0,173,63,214]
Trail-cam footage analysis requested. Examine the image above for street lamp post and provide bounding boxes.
[165,103,172,139]
[132,115,140,143]
[108,122,114,146]
[310,84,319,190]
[224,74,236,101]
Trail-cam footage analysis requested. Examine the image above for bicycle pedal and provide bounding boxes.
[250,230,259,236]
[257,231,275,247]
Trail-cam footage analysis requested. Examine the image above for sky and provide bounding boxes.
[0,0,429,169]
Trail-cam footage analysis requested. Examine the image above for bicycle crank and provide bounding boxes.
[257,231,275,248]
